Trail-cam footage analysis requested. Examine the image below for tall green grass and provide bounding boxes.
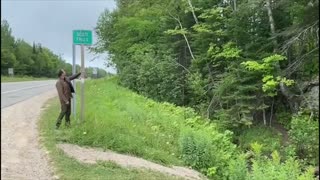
[40,99,183,180]
[237,126,282,155]
[69,77,200,165]
[40,77,314,179]
[42,77,238,178]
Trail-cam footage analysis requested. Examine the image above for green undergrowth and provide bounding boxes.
[40,77,238,178]
[68,78,234,168]
[237,125,283,155]
[39,98,182,180]
[40,77,315,179]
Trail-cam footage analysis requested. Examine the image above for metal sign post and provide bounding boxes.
[72,44,76,119]
[80,45,85,123]
[93,68,98,79]
[73,30,92,123]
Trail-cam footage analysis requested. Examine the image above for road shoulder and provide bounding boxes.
[1,90,57,179]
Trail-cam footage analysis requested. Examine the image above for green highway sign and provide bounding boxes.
[73,30,92,45]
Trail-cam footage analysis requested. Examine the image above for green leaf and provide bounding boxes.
[164,28,188,35]
[262,54,286,64]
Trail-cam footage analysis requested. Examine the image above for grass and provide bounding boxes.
[237,125,283,154]
[39,98,182,180]
[39,77,208,179]
[40,77,303,179]
[1,75,53,82]
[60,77,208,166]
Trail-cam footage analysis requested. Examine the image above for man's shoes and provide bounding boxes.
[65,123,71,128]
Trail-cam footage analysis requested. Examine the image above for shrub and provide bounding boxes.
[277,111,292,129]
[249,150,315,180]
[227,153,248,180]
[289,113,319,165]
[238,126,282,155]
[179,124,237,179]
[179,129,213,172]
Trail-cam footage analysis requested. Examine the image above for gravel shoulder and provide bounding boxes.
[1,90,57,180]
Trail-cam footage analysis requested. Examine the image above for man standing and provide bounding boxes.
[55,69,81,129]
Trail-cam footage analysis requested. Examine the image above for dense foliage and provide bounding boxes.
[94,0,319,178]
[45,78,315,179]
[1,20,108,78]
[95,0,318,123]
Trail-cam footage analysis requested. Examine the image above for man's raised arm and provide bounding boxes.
[69,72,81,80]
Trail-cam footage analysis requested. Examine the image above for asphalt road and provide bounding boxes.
[1,80,57,108]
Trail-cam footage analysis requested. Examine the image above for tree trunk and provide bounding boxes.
[168,13,196,60]
[206,63,216,119]
[262,99,267,125]
[178,19,196,60]
[207,96,215,119]
[187,0,198,24]
[269,97,274,126]
[266,0,297,113]
[263,109,267,125]
[266,0,277,51]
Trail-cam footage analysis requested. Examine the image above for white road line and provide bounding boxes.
[1,84,54,94]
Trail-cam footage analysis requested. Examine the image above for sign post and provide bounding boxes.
[93,68,98,79]
[72,44,76,119]
[73,30,93,123]
[80,45,85,123]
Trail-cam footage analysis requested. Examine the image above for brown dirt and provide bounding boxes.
[1,90,57,180]
[57,143,206,180]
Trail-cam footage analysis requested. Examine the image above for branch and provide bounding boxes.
[171,59,191,74]
[280,20,319,53]
[283,47,319,76]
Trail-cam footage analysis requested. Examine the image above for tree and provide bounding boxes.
[94,0,319,128]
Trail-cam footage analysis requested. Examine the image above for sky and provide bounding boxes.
[1,0,117,73]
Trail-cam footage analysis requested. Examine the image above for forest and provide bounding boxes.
[93,0,319,178]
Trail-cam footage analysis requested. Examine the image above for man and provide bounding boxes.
[55,69,81,129]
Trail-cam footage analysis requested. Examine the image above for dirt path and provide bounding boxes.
[57,143,205,180]
[1,90,57,180]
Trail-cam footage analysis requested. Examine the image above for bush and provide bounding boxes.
[179,124,237,179]
[225,143,315,180]
[179,129,213,171]
[249,149,315,180]
[238,126,282,155]
[227,153,248,180]
[289,113,319,165]
[277,111,292,129]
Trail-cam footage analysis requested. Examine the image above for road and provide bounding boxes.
[1,80,57,108]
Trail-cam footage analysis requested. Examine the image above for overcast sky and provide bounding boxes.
[1,0,117,73]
